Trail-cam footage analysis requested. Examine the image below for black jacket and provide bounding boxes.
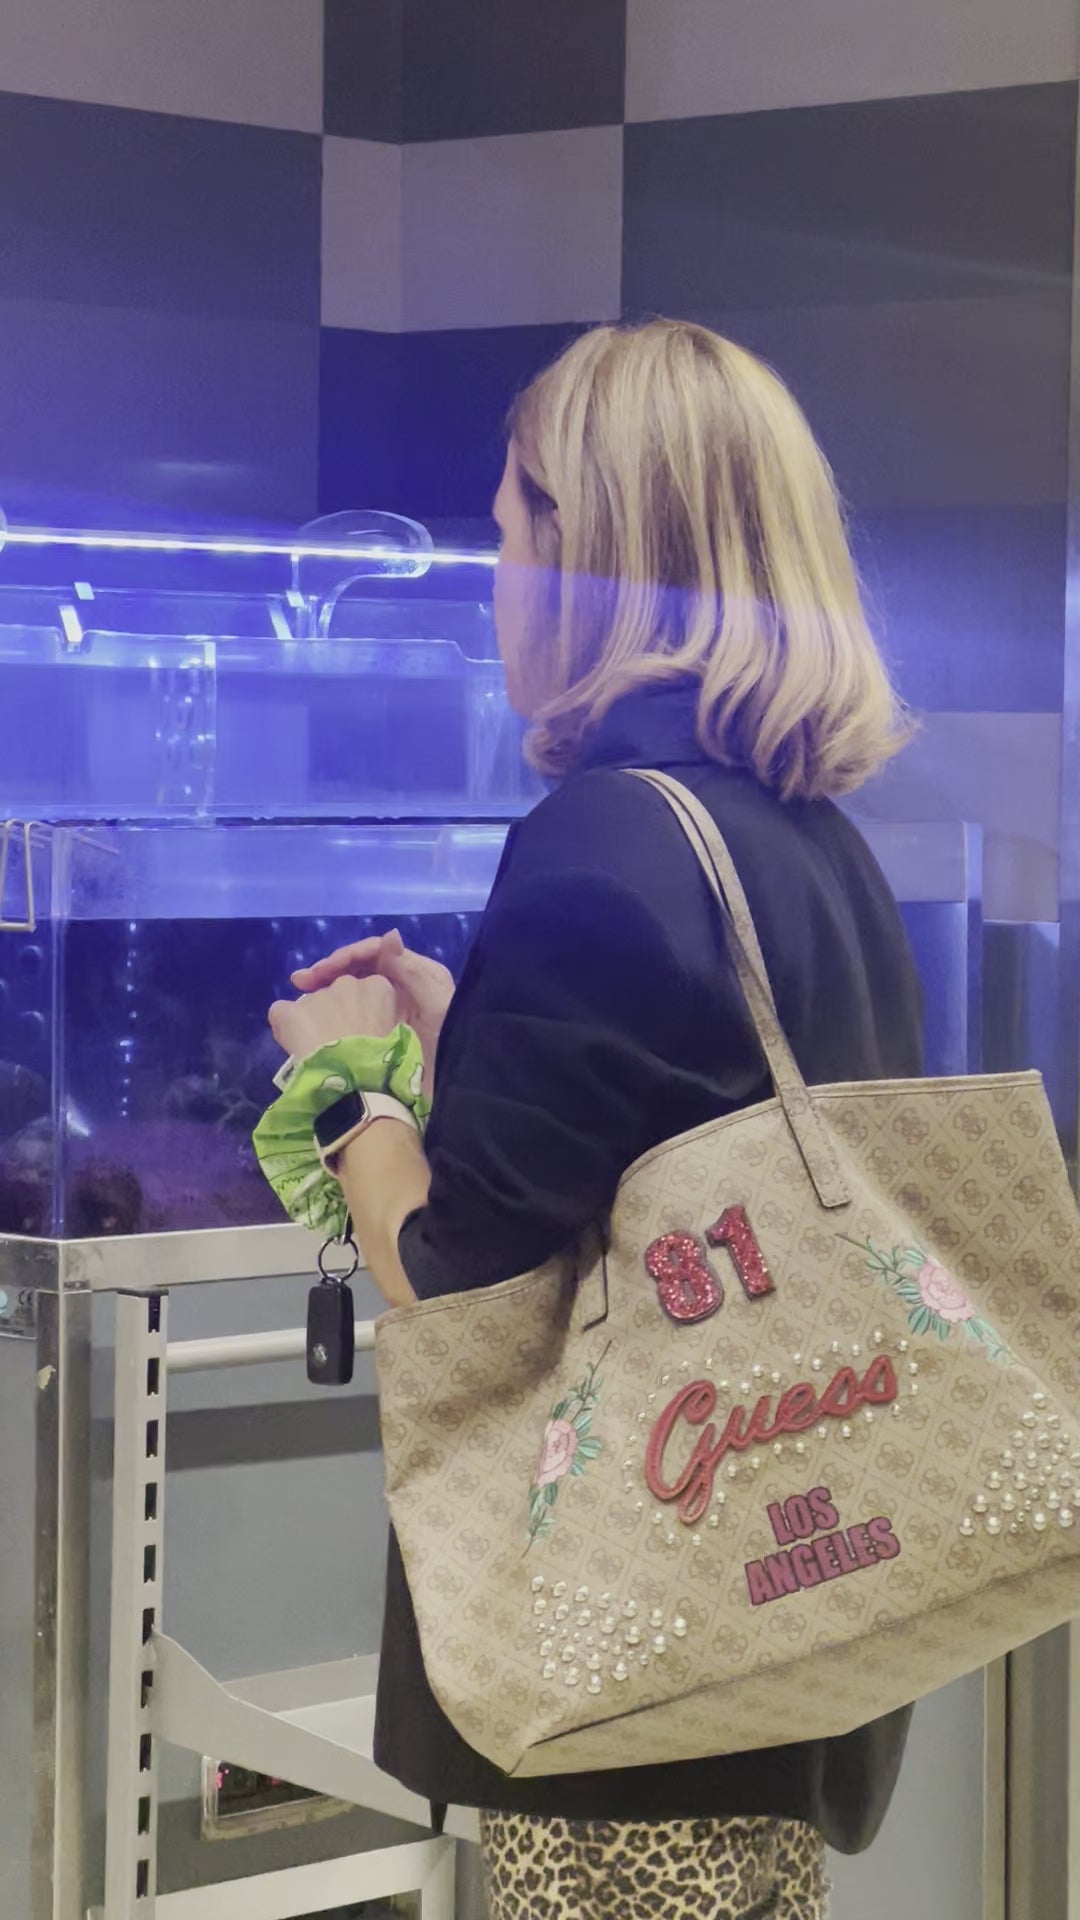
[376,680,923,1852]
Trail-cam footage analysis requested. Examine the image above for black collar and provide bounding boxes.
[576,680,708,773]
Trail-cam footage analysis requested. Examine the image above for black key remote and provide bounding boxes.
[307,1278,355,1385]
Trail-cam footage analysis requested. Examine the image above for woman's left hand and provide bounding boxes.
[268,974,398,1061]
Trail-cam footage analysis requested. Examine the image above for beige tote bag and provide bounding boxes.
[375,771,1080,1778]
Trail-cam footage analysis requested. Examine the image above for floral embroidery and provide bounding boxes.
[526,1353,606,1547]
[846,1237,1010,1362]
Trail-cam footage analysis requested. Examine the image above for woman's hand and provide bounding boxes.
[268,974,397,1062]
[290,929,454,1095]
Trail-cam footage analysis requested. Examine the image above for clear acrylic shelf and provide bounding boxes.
[0,515,540,820]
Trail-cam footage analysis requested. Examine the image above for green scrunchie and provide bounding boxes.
[252,1026,431,1239]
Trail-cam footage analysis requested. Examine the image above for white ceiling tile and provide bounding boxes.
[627,0,1078,122]
[402,126,622,331]
[322,137,403,332]
[2,0,324,131]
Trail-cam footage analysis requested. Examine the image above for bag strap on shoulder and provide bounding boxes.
[629,769,850,1211]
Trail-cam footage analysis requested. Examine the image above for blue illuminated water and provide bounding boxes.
[0,911,480,1238]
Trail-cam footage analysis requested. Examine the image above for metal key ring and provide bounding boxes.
[318,1233,361,1283]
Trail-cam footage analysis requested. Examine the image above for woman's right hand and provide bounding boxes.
[291,930,454,1097]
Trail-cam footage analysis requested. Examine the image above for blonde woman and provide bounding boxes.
[269,321,921,1919]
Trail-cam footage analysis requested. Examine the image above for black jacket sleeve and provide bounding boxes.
[397,777,762,1299]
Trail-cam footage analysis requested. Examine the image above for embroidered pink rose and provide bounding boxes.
[917,1258,975,1325]
[850,1235,1011,1366]
[527,1353,607,1546]
[535,1418,579,1488]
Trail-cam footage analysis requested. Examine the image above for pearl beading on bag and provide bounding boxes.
[531,1578,691,1693]
[960,1390,1079,1538]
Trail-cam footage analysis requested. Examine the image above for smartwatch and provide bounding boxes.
[313,1089,418,1172]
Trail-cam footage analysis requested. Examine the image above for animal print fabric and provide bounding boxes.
[479,1811,829,1919]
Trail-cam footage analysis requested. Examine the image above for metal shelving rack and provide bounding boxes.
[4,1225,477,1920]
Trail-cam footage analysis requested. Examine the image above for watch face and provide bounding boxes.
[313,1090,367,1151]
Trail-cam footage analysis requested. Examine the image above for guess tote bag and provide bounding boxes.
[375,771,1080,1777]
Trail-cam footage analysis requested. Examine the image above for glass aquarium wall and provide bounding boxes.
[0,820,504,1237]
[0,813,979,1240]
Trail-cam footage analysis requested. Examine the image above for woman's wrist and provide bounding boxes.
[253,1025,431,1238]
[337,1119,430,1308]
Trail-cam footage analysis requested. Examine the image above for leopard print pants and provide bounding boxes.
[480,1811,829,1919]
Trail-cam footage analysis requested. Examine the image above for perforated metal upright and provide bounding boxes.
[103,1290,168,1920]
[25,1250,92,1920]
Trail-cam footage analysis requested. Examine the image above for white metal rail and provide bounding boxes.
[165,1320,375,1374]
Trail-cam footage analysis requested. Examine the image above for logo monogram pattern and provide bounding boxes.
[378,1071,1080,1778]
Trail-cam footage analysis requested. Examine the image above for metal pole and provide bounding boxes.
[983,1660,1007,1920]
[1057,0,1080,1174]
[1060,1620,1068,1920]
[420,1839,457,1920]
[30,1286,91,1920]
[166,1321,375,1376]
[104,1291,168,1920]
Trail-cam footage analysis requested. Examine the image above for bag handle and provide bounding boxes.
[630,769,850,1211]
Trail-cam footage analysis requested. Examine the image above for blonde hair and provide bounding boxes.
[508,319,910,800]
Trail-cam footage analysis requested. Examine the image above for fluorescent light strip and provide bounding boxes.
[1,526,499,568]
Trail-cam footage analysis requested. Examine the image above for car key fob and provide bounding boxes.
[307,1277,355,1385]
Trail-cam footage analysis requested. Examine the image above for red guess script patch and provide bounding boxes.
[644,1357,898,1526]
